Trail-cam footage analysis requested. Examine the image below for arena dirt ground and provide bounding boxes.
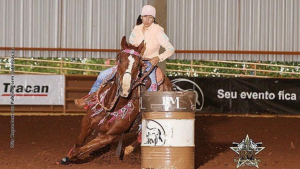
[0,115,300,169]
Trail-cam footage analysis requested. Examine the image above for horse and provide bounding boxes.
[58,36,173,164]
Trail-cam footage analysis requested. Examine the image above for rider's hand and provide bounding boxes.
[149,56,160,66]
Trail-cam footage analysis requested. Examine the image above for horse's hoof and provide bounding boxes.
[124,145,134,155]
[58,157,70,165]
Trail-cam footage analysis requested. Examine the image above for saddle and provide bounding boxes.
[142,66,165,91]
[156,67,164,85]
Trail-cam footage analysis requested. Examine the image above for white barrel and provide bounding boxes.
[140,91,196,169]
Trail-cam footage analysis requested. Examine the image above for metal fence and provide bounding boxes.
[166,60,300,78]
[1,57,300,78]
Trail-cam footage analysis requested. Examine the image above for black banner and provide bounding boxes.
[168,77,300,115]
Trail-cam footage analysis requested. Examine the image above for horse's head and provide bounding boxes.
[116,36,145,97]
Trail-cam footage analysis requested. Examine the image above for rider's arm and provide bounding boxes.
[129,25,144,47]
[156,27,175,62]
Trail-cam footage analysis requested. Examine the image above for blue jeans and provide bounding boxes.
[89,61,157,94]
[89,65,117,94]
[144,61,157,91]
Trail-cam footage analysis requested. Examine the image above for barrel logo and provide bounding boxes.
[143,120,166,146]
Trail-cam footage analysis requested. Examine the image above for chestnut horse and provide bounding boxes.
[59,36,173,164]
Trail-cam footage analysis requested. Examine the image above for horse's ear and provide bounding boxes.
[121,36,128,50]
[137,41,144,52]
[139,42,146,56]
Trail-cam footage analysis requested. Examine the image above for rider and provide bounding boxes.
[76,5,175,107]
[123,4,176,155]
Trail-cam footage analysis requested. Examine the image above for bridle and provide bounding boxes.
[122,49,141,57]
[119,49,141,78]
[120,49,156,89]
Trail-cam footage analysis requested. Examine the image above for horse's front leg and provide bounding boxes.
[75,114,93,147]
[62,114,92,163]
[64,134,117,163]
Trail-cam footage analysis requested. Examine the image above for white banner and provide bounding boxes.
[0,75,65,105]
[141,119,195,147]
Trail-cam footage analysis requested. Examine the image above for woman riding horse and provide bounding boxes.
[74,5,175,156]
[75,5,175,107]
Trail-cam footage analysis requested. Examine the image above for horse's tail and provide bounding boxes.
[160,75,173,91]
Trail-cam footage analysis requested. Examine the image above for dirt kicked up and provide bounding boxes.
[0,115,300,169]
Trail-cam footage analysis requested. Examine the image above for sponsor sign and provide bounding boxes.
[0,75,65,105]
[168,77,300,114]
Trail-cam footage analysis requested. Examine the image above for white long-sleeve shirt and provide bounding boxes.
[129,23,175,62]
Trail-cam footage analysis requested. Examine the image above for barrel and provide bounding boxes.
[140,91,196,169]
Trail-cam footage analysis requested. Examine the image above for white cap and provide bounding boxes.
[141,5,156,18]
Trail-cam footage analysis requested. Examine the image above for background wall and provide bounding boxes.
[0,0,299,61]
[0,0,147,58]
[168,0,300,61]
[148,0,167,72]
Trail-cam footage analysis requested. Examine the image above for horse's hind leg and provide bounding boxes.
[124,139,140,155]
[68,134,117,162]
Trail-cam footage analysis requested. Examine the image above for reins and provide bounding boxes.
[131,62,156,89]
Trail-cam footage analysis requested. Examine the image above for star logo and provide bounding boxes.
[230,135,265,168]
